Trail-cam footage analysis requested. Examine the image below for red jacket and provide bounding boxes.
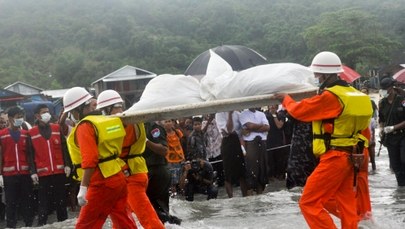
[0,128,30,176]
[29,124,65,177]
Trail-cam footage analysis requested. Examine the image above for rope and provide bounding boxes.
[208,144,292,165]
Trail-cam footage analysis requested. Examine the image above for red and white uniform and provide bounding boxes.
[29,124,65,177]
[0,128,30,176]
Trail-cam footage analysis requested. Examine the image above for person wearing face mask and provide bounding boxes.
[0,106,36,228]
[27,104,70,226]
[378,77,405,186]
[63,87,137,229]
[96,90,164,229]
[275,51,373,229]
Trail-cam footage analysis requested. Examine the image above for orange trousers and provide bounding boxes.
[324,150,372,222]
[126,173,164,229]
[75,172,137,229]
[299,150,358,229]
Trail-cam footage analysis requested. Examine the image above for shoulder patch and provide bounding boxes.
[151,128,161,138]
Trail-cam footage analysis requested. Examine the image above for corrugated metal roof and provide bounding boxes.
[41,89,70,99]
[91,65,156,86]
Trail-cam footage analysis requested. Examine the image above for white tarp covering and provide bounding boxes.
[200,50,316,100]
[127,74,204,111]
[126,50,316,115]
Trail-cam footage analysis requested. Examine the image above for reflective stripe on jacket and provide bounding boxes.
[0,128,30,176]
[29,124,65,177]
[67,115,125,180]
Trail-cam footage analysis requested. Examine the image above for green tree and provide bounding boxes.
[303,8,402,71]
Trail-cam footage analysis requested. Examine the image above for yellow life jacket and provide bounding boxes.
[67,115,126,181]
[126,123,148,174]
[312,85,372,157]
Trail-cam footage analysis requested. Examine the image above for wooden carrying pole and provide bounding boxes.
[119,89,317,124]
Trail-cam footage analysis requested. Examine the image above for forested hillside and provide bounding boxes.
[0,0,404,89]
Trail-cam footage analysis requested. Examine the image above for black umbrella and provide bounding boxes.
[184,45,268,76]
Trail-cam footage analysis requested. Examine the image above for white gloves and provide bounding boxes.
[77,185,88,206]
[0,175,4,188]
[64,166,71,177]
[31,174,39,185]
[384,126,395,134]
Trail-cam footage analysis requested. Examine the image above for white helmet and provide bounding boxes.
[96,90,123,110]
[310,51,343,74]
[63,87,93,113]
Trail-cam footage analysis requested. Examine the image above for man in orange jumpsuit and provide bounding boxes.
[63,87,136,229]
[275,51,372,229]
[97,89,164,229]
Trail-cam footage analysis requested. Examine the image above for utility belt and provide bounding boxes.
[123,153,143,160]
[72,154,118,179]
[329,145,357,154]
[329,144,364,189]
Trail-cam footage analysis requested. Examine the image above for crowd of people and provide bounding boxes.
[0,50,403,229]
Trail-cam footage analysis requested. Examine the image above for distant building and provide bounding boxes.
[4,81,57,124]
[4,81,43,96]
[91,65,156,107]
[0,88,26,110]
[41,88,70,100]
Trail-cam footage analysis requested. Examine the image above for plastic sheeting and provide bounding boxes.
[127,74,204,112]
[127,50,316,112]
[200,50,316,100]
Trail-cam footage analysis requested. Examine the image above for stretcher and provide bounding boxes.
[119,88,317,123]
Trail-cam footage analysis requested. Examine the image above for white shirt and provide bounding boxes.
[215,111,242,137]
[239,109,269,141]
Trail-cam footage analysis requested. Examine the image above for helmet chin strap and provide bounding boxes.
[77,104,87,120]
[319,74,339,91]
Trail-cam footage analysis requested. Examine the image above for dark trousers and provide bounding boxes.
[0,188,5,221]
[37,174,68,226]
[209,155,224,186]
[386,134,405,186]
[245,139,268,190]
[267,146,290,180]
[184,181,218,201]
[3,175,35,228]
[146,165,171,222]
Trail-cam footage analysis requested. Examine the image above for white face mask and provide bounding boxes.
[313,77,321,87]
[69,112,78,124]
[13,118,24,127]
[379,89,388,98]
[40,112,52,123]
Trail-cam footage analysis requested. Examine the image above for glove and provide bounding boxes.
[64,166,71,177]
[77,185,88,206]
[0,175,4,188]
[31,174,39,185]
[384,126,395,134]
